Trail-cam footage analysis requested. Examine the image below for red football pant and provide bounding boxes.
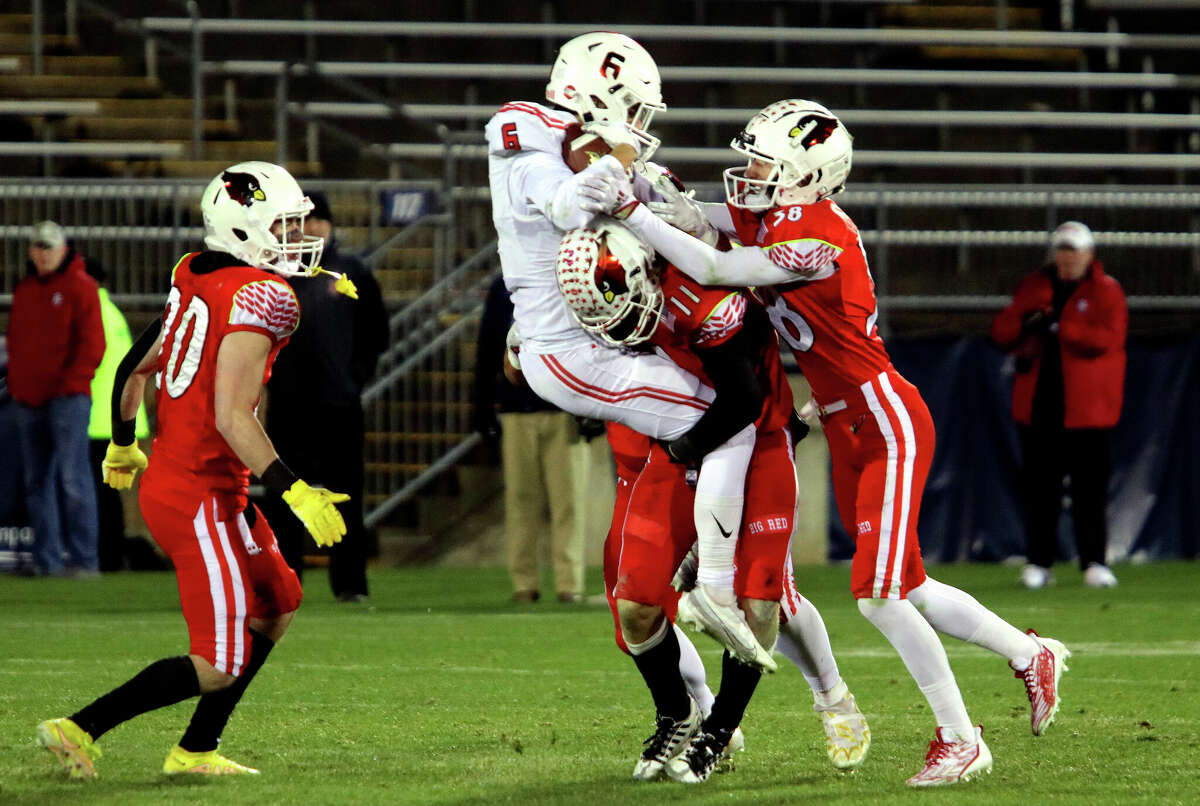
[823,369,931,599]
[602,425,797,653]
[140,490,303,675]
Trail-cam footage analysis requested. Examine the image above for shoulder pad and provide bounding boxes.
[485,102,574,157]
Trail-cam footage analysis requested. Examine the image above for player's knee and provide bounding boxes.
[189,655,237,693]
[616,598,663,645]
[741,597,779,649]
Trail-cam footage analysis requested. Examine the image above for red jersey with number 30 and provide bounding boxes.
[728,199,892,403]
[141,252,300,518]
[651,265,792,432]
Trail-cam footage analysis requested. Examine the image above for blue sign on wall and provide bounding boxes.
[380,190,434,226]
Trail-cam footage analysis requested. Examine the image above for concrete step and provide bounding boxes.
[0,73,160,98]
[100,159,323,178]
[13,55,125,75]
[883,4,1043,29]
[52,116,240,139]
[0,14,32,34]
[0,33,78,55]
[919,45,1083,64]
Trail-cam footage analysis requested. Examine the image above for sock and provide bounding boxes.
[857,597,974,742]
[179,629,276,753]
[813,680,850,712]
[673,624,715,717]
[71,656,201,741]
[776,594,844,697]
[908,577,1041,670]
[705,651,762,734]
[693,425,755,591]
[628,618,690,720]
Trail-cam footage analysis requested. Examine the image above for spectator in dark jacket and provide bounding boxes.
[991,221,1127,590]
[261,191,388,602]
[7,221,105,576]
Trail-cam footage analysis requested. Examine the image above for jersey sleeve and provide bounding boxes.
[229,279,299,343]
[692,292,747,348]
[761,205,845,278]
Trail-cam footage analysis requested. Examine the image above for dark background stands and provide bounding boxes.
[260,193,388,601]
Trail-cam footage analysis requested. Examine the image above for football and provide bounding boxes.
[561,123,612,173]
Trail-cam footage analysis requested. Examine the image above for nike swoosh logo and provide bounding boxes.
[712,514,732,539]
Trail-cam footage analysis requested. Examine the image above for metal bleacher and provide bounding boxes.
[4,0,1200,529]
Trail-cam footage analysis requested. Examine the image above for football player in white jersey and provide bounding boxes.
[485,31,773,776]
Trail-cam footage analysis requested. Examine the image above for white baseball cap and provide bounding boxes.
[30,220,65,249]
[1051,220,1094,251]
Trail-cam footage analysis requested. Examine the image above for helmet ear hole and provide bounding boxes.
[231,228,249,242]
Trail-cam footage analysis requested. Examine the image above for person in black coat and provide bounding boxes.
[262,191,388,602]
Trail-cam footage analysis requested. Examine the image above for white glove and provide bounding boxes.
[637,162,719,246]
[581,120,641,155]
[504,322,522,370]
[671,541,699,593]
[578,173,640,218]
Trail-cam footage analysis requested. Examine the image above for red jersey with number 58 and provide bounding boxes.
[141,251,300,518]
[728,199,892,403]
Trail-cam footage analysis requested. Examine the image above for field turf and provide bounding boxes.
[1,561,1197,805]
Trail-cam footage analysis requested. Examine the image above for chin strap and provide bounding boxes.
[309,265,359,299]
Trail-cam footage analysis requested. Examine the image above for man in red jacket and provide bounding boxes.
[6,220,105,576]
[992,221,1127,590]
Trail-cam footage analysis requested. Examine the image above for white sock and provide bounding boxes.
[693,424,755,592]
[625,616,669,656]
[858,597,974,741]
[674,624,715,717]
[777,594,844,697]
[908,577,1040,670]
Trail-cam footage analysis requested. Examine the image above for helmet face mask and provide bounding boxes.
[545,32,665,158]
[556,222,663,347]
[724,100,853,211]
[201,161,324,275]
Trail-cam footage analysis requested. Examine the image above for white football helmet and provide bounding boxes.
[200,161,324,275]
[556,221,663,347]
[545,32,666,157]
[724,99,853,211]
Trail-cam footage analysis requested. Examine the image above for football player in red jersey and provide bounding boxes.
[586,100,1073,787]
[559,221,870,782]
[36,162,353,780]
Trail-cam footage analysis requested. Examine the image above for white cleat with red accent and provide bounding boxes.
[905,726,992,787]
[1014,629,1071,736]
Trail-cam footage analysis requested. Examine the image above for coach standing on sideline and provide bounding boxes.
[991,221,1127,590]
[7,220,105,577]
[263,191,388,602]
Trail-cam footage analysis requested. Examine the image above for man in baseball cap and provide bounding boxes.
[1050,220,1095,253]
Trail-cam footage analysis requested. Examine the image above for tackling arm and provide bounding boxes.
[623,203,799,287]
[516,152,630,232]
[665,329,764,464]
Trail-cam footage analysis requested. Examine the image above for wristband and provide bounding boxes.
[260,458,299,495]
[112,419,137,448]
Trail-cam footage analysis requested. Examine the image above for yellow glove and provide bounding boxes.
[281,479,350,548]
[101,441,148,490]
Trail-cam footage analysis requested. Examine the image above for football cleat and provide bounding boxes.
[37,717,101,780]
[162,745,260,775]
[817,693,871,769]
[665,727,736,784]
[714,726,745,773]
[905,726,992,787]
[1014,629,1071,736]
[631,698,701,782]
[1020,564,1052,590]
[676,584,777,672]
[1084,563,1118,588]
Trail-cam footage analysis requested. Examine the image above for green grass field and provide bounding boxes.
[2,561,1198,805]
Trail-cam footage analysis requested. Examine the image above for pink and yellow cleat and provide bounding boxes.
[37,717,102,780]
